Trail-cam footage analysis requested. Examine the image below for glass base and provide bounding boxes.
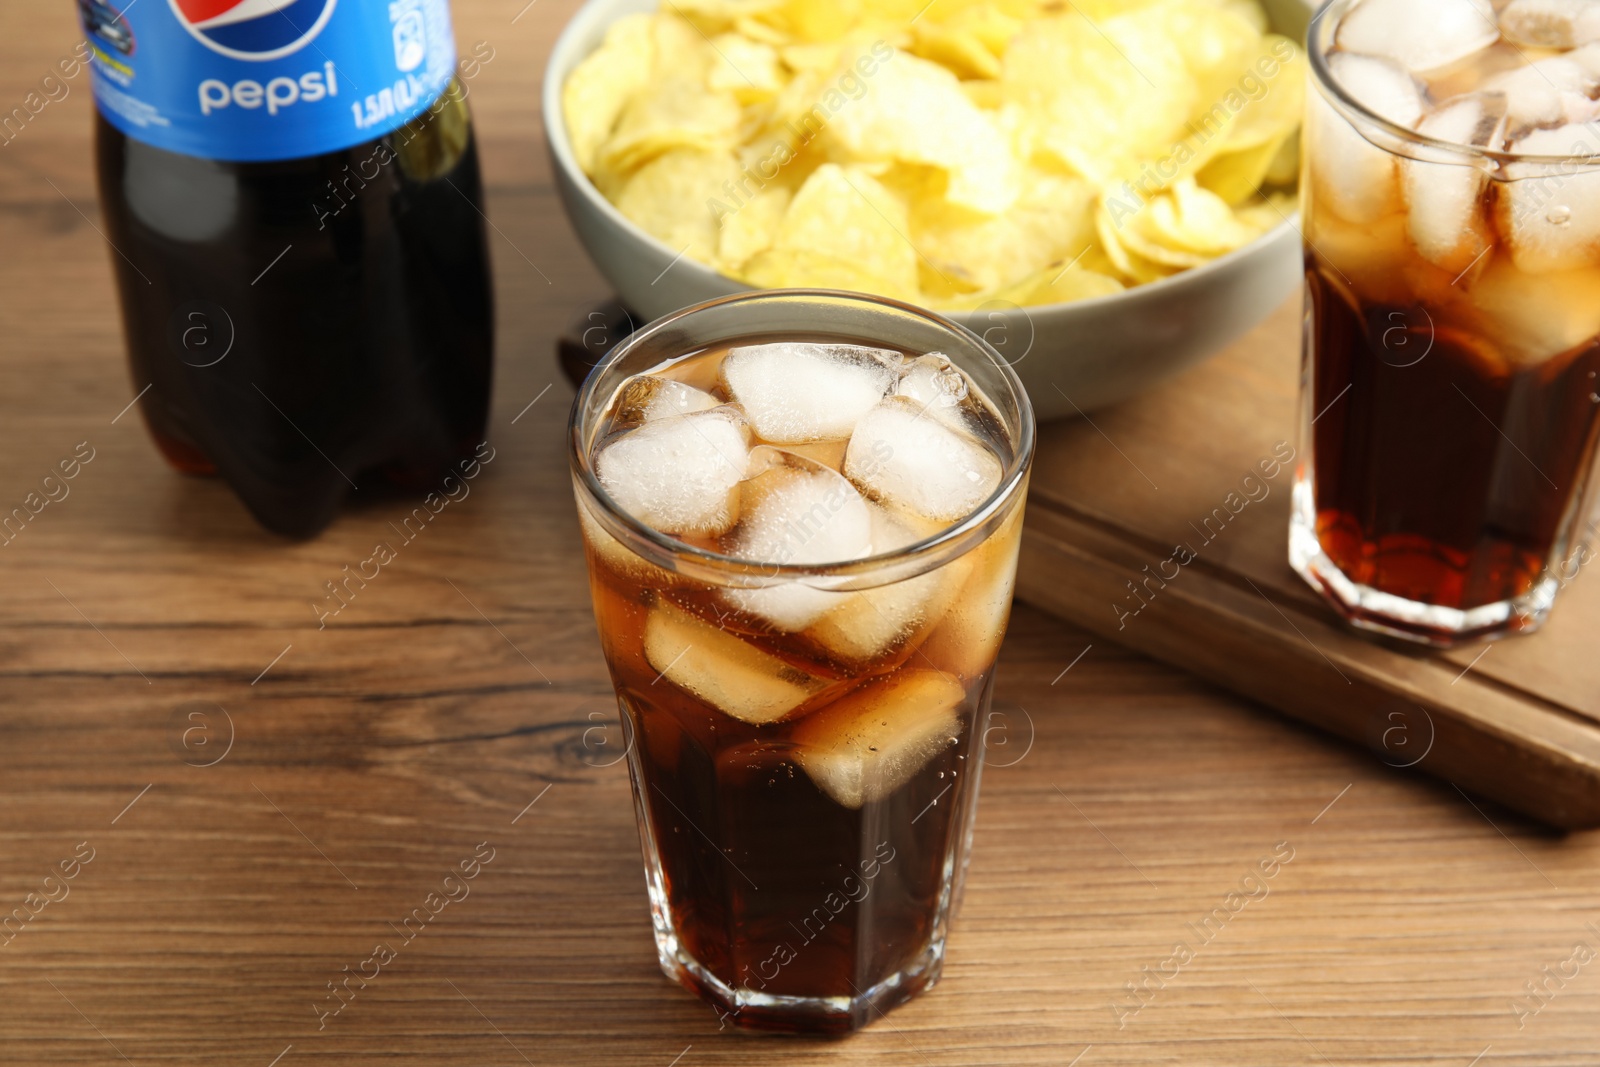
[1289,480,1556,648]
[653,928,944,1035]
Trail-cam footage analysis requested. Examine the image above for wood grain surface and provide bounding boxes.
[3,2,1600,1064]
[1017,300,1600,829]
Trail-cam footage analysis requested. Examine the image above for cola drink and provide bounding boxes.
[1296,0,1600,643]
[571,293,1034,1032]
[79,0,493,537]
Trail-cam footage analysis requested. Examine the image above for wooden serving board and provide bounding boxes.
[1016,297,1600,829]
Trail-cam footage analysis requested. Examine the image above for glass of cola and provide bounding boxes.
[568,290,1035,1033]
[1296,0,1600,644]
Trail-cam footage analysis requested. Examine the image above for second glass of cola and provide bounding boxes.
[1296,0,1600,644]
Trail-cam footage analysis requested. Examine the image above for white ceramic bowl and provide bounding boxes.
[543,0,1310,417]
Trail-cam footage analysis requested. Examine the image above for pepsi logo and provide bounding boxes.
[169,0,338,61]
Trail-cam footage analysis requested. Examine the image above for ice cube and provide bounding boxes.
[726,448,874,565]
[1305,208,1415,307]
[643,599,826,724]
[1498,123,1600,274]
[919,503,1023,683]
[1336,0,1498,72]
[721,448,874,631]
[896,353,967,411]
[720,342,903,443]
[1572,41,1600,76]
[1565,44,1600,121]
[1421,92,1508,150]
[894,352,977,429]
[790,669,967,809]
[1564,94,1600,126]
[575,491,683,585]
[595,407,751,536]
[609,374,720,430]
[895,354,1010,452]
[844,396,1004,524]
[1401,96,1505,273]
[1311,54,1425,224]
[1485,58,1597,129]
[1471,253,1600,366]
[809,504,972,665]
[1500,0,1600,48]
[1329,53,1428,128]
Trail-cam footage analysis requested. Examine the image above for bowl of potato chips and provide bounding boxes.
[545,0,1310,416]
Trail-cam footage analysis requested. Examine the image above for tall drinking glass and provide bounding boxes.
[1294,0,1600,645]
[569,290,1034,1032]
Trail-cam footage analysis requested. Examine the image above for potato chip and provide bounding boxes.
[1234,190,1297,234]
[826,49,1020,214]
[940,2,1026,57]
[770,163,920,293]
[1003,9,1197,185]
[671,0,786,34]
[565,0,1300,310]
[960,78,1003,109]
[654,13,716,74]
[717,184,792,268]
[1054,0,1156,20]
[858,0,933,22]
[743,247,917,299]
[911,23,1001,79]
[1115,226,1211,270]
[779,41,843,71]
[1066,242,1124,282]
[773,0,866,42]
[1210,0,1269,33]
[1215,36,1305,148]
[937,260,1123,311]
[736,14,795,44]
[1142,177,1263,255]
[1192,35,1305,202]
[563,14,657,173]
[912,168,1096,291]
[617,148,744,266]
[761,67,831,151]
[1029,266,1126,305]
[1096,200,1182,284]
[1197,137,1286,205]
[1263,130,1299,187]
[600,76,743,174]
[1166,0,1261,105]
[708,33,786,101]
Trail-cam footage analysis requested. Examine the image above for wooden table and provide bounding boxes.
[3,3,1599,1064]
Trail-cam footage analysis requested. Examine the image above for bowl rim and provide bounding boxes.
[540,0,1302,320]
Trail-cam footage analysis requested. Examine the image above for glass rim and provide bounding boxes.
[567,287,1036,583]
[1309,0,1600,168]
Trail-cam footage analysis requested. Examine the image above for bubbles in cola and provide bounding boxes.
[79,0,494,537]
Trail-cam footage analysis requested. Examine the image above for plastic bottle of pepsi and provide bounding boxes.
[77,0,494,537]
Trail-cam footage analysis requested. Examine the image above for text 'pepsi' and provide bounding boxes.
[83,0,460,162]
[80,0,495,537]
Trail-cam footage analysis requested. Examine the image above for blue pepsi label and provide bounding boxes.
[77,0,460,162]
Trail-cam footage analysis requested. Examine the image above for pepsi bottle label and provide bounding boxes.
[76,0,460,162]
